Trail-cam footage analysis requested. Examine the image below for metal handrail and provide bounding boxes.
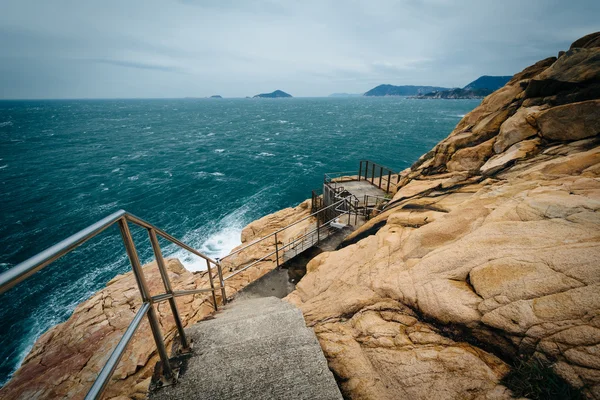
[220,198,347,262]
[362,194,391,219]
[283,212,344,252]
[324,171,357,183]
[0,210,227,400]
[0,194,361,399]
[222,197,355,281]
[358,160,398,193]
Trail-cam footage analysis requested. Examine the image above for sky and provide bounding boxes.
[0,0,598,99]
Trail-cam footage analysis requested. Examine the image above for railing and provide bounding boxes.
[324,171,357,185]
[0,210,227,400]
[219,197,352,276]
[357,160,399,193]
[363,194,391,219]
[0,193,364,399]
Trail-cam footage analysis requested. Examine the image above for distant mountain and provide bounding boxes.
[329,93,363,98]
[253,90,292,98]
[463,76,512,91]
[413,88,494,99]
[209,95,223,99]
[363,84,451,97]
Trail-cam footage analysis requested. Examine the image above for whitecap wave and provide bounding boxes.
[258,152,275,157]
[0,164,8,170]
[128,175,139,181]
[196,171,225,178]
[165,185,277,271]
[214,149,225,153]
[0,121,13,127]
[168,213,245,271]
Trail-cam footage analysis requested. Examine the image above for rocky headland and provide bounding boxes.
[413,76,514,99]
[364,84,450,97]
[412,87,493,99]
[1,32,599,400]
[286,32,600,399]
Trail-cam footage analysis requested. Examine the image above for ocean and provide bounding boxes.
[0,97,480,385]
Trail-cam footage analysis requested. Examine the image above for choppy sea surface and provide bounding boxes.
[0,97,480,385]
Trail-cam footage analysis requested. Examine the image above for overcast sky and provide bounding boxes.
[0,0,597,99]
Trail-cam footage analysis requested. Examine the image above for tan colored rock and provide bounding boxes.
[570,31,600,49]
[480,138,541,175]
[508,56,557,84]
[533,47,600,84]
[392,178,450,202]
[287,35,600,399]
[494,106,541,153]
[447,137,495,172]
[536,100,600,141]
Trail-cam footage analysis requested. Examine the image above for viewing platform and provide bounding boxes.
[312,160,399,222]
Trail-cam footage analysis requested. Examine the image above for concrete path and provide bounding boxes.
[150,297,342,400]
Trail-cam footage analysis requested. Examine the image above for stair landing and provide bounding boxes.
[149,297,342,400]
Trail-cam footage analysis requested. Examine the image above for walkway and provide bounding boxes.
[149,297,342,400]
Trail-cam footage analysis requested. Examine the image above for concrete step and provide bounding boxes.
[187,309,308,349]
[214,297,297,319]
[150,297,342,400]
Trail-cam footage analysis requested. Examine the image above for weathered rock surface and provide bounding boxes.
[287,33,600,399]
[0,201,313,399]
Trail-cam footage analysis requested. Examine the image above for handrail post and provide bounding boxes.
[205,260,218,311]
[371,163,375,183]
[274,232,280,268]
[215,260,227,304]
[147,228,190,352]
[317,220,321,243]
[118,219,175,382]
[387,171,391,193]
[347,198,351,224]
[379,166,383,188]
[358,161,362,181]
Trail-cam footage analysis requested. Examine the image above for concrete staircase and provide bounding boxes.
[150,297,343,400]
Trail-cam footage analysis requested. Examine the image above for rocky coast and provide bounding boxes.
[286,32,600,399]
[2,32,600,400]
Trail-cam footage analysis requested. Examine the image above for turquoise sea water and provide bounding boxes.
[0,97,480,385]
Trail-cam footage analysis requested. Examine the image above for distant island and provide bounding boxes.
[329,93,363,98]
[464,75,512,91]
[412,75,513,99]
[364,84,450,97]
[253,90,292,98]
[363,76,513,99]
[413,88,493,99]
[209,95,223,99]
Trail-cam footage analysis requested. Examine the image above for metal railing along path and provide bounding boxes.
[358,160,399,194]
[0,210,227,400]
[219,197,353,279]
[0,198,358,399]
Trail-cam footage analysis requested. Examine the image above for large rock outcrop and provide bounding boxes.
[0,200,314,399]
[287,32,600,399]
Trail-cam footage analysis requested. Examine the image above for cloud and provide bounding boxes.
[87,59,183,73]
[0,0,598,98]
